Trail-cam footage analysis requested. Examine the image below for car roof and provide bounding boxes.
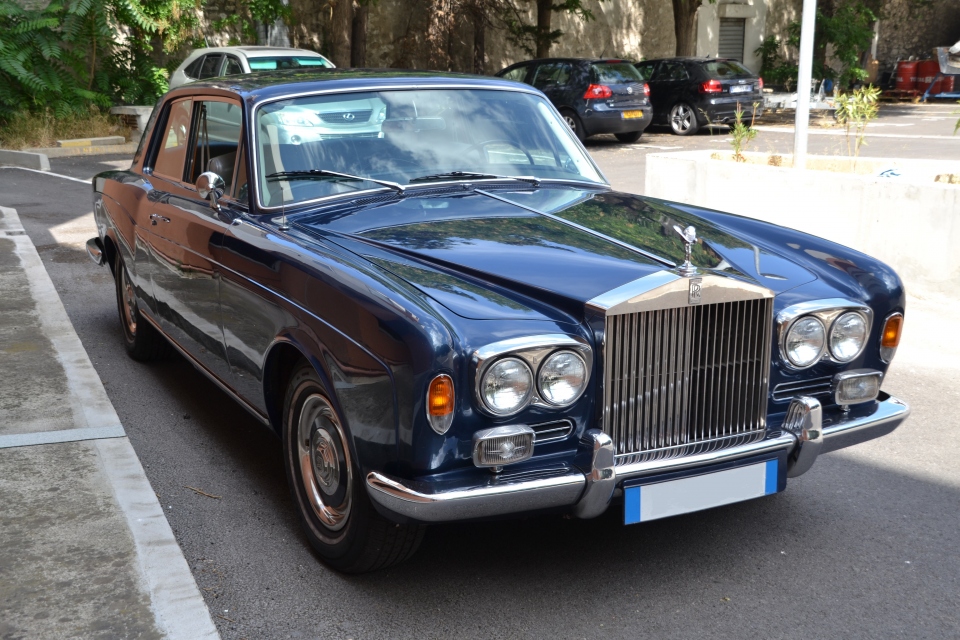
[505,58,635,66]
[639,57,738,64]
[185,46,327,58]
[167,69,535,103]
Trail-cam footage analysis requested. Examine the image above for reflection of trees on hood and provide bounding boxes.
[551,193,752,268]
[368,257,531,311]
[360,217,652,264]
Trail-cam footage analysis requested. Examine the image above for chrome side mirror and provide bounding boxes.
[196,172,225,212]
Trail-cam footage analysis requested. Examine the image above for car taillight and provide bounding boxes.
[758,77,764,90]
[584,84,613,99]
[700,79,723,93]
[643,83,651,97]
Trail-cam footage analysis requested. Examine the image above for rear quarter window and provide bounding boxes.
[590,62,643,84]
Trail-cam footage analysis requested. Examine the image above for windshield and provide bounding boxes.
[255,88,605,207]
[248,56,332,70]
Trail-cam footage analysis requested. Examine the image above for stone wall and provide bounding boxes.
[877,0,960,65]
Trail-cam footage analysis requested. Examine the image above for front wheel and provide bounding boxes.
[283,364,425,573]
[669,102,700,136]
[615,130,643,143]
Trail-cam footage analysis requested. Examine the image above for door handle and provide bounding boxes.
[150,213,171,226]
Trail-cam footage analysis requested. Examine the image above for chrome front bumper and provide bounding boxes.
[366,393,910,523]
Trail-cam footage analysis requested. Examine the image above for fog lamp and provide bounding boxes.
[472,425,534,470]
[833,369,882,406]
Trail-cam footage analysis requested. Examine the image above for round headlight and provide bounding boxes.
[830,312,868,362]
[481,358,533,415]
[785,316,826,368]
[538,351,587,406]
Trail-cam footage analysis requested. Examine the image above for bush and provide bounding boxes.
[0,107,126,150]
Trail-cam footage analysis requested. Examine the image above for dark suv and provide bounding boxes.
[635,57,764,135]
[496,58,653,143]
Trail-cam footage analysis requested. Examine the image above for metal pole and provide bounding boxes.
[793,0,818,169]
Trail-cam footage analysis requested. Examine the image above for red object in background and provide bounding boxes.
[583,84,612,99]
[700,79,723,93]
[895,60,918,90]
[941,75,955,93]
[916,59,942,95]
[758,77,764,90]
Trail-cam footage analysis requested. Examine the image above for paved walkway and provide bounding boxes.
[0,205,219,639]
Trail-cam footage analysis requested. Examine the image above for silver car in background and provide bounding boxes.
[169,46,335,89]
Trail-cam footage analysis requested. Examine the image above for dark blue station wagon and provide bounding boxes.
[87,70,909,573]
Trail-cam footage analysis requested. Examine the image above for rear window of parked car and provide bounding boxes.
[703,61,752,78]
[590,62,643,84]
[248,57,331,70]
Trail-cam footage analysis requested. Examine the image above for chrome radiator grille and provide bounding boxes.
[602,298,774,464]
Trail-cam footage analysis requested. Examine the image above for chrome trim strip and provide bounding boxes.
[141,314,271,427]
[820,392,910,454]
[365,468,585,522]
[587,271,773,316]
[86,237,104,265]
[776,299,874,371]
[475,189,675,267]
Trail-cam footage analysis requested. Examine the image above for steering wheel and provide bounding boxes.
[465,139,535,165]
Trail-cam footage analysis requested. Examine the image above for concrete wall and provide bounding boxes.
[644,150,960,295]
[877,0,960,66]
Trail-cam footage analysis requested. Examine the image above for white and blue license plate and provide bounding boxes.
[624,459,778,524]
[729,84,753,94]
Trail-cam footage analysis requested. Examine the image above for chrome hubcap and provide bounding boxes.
[120,268,137,335]
[672,105,692,131]
[297,394,352,533]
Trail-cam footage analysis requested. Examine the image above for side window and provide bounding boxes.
[661,62,690,81]
[186,100,243,193]
[501,65,529,83]
[636,62,658,81]
[184,56,205,80]
[152,98,193,181]
[532,63,571,89]
[223,56,243,76]
[198,54,224,80]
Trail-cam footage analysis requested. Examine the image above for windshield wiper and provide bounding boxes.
[408,171,541,187]
[266,169,405,193]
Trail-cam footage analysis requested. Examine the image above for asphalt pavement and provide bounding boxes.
[1,104,958,639]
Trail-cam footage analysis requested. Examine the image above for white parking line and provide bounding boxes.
[0,166,92,184]
[752,126,960,140]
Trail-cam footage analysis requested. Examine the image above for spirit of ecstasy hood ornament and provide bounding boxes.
[673,224,698,276]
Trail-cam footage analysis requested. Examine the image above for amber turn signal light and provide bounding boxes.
[426,374,455,434]
[880,312,903,363]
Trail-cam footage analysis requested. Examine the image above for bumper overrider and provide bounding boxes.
[366,393,909,523]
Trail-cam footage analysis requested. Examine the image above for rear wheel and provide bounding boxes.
[669,102,700,136]
[615,130,643,143]
[560,109,586,142]
[115,257,168,361]
[283,364,425,573]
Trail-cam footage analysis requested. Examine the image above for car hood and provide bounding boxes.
[301,185,817,320]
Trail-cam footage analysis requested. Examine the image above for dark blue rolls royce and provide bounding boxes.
[87,70,909,573]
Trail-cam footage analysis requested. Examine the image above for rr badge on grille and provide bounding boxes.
[689,277,702,305]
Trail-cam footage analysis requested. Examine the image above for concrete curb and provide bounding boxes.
[0,149,50,170]
[57,135,126,148]
[0,205,220,640]
[26,142,140,158]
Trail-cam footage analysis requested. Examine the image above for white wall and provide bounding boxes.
[644,150,960,296]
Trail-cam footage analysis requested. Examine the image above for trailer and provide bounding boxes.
[920,47,960,101]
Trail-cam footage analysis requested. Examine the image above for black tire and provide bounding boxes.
[615,130,643,143]
[560,109,586,142]
[669,102,701,136]
[283,364,425,573]
[115,256,169,361]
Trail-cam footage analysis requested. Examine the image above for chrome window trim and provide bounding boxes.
[472,334,592,418]
[776,299,873,371]
[248,83,609,212]
[587,270,774,317]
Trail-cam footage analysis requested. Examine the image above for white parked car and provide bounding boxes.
[168,46,335,89]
